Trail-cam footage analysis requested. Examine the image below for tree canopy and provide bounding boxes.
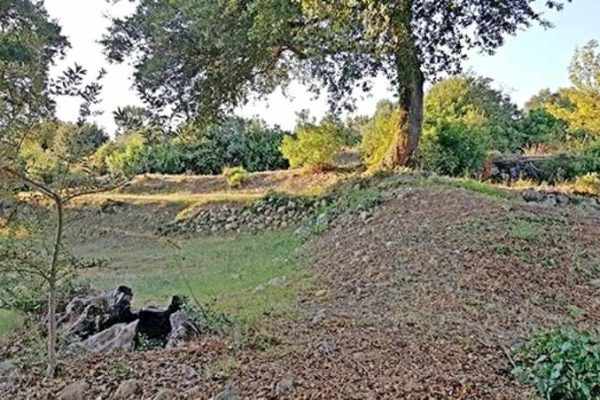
[0,0,69,161]
[103,0,570,164]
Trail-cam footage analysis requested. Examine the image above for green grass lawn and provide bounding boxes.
[78,230,310,327]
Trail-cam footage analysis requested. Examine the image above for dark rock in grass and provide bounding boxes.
[137,296,183,342]
[60,289,199,353]
[59,286,136,342]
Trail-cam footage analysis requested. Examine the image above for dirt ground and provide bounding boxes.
[4,182,600,399]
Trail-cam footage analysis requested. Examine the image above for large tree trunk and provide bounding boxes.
[394,68,425,166]
[388,65,424,167]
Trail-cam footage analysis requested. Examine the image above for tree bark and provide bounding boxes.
[385,0,425,168]
[388,63,424,167]
[46,197,63,378]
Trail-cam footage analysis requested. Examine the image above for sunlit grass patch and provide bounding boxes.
[78,230,310,327]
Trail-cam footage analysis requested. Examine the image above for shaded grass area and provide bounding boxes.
[77,231,310,327]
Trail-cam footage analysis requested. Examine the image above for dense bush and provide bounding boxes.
[360,101,405,170]
[518,108,568,149]
[425,75,522,153]
[280,117,345,170]
[418,121,490,177]
[513,328,600,400]
[94,117,289,176]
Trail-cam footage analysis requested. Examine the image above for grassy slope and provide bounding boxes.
[77,231,310,326]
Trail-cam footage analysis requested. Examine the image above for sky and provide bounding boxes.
[44,0,600,135]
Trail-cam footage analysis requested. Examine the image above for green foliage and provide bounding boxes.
[424,75,521,152]
[0,0,69,163]
[360,101,405,169]
[17,121,108,183]
[180,297,233,335]
[519,109,568,148]
[572,173,600,195]
[426,176,512,200]
[281,118,345,170]
[104,133,148,176]
[102,0,567,128]
[418,121,490,177]
[223,166,249,188]
[513,328,600,400]
[96,117,288,176]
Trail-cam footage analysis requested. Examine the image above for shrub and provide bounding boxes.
[519,108,568,149]
[280,118,345,170]
[181,117,289,174]
[418,121,490,177]
[223,166,249,188]
[512,328,600,400]
[572,173,600,195]
[425,75,522,153]
[91,141,119,174]
[360,101,405,170]
[105,133,149,176]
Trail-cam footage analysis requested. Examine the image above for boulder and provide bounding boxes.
[166,311,201,349]
[70,320,139,354]
[58,286,136,343]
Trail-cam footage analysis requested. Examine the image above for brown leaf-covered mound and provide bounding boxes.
[5,186,600,399]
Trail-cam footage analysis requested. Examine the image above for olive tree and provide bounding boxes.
[103,0,570,165]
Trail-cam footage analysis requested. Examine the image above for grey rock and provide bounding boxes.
[311,309,327,325]
[543,196,558,207]
[58,286,135,343]
[0,360,16,376]
[555,194,571,206]
[59,381,90,400]
[318,339,337,355]
[114,379,143,399]
[166,311,201,349]
[71,320,138,354]
[274,376,295,397]
[225,222,238,231]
